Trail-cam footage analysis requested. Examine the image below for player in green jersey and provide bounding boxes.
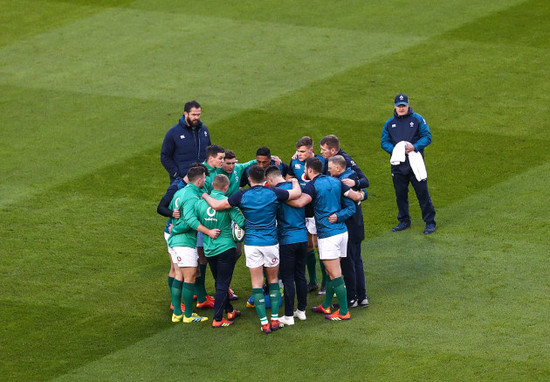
[221,149,257,197]
[168,166,220,324]
[194,145,226,309]
[195,174,246,328]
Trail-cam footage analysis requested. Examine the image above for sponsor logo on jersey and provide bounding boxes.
[207,207,216,217]
[294,163,301,169]
[391,124,396,128]
[180,134,185,139]
[410,122,414,128]
[203,131,208,136]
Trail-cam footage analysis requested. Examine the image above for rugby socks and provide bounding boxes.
[322,279,333,309]
[252,287,268,325]
[320,260,328,288]
[332,276,349,315]
[171,279,183,315]
[182,282,195,318]
[268,283,281,320]
[168,276,174,289]
[306,250,317,284]
[195,264,208,303]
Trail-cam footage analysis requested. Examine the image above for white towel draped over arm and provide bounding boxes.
[390,140,428,181]
[390,141,407,165]
[408,151,427,181]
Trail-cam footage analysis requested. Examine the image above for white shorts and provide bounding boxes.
[305,217,317,235]
[318,232,348,260]
[244,244,279,269]
[171,246,199,268]
[196,232,204,247]
[164,232,177,258]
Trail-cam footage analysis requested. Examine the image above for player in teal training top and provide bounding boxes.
[202,165,301,334]
[288,157,364,321]
[286,136,327,295]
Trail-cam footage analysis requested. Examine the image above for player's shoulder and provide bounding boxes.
[290,157,302,166]
[275,181,292,190]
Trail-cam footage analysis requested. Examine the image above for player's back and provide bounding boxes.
[309,175,348,239]
[239,186,280,246]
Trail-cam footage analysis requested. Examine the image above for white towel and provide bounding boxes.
[390,140,428,181]
[409,151,427,181]
[390,141,407,165]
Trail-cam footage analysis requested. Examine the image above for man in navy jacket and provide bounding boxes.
[381,94,436,234]
[161,100,212,183]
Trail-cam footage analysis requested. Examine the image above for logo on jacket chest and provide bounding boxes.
[180,135,185,139]
[410,122,415,128]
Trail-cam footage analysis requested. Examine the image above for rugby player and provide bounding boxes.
[202,165,301,333]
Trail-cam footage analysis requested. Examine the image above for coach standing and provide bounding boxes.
[161,100,212,183]
[381,94,436,234]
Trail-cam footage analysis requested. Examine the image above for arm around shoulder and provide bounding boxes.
[202,192,232,210]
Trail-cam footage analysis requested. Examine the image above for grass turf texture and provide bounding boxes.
[1,0,549,380]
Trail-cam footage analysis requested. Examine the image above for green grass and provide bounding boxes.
[1,0,549,380]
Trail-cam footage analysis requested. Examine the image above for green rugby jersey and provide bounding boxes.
[167,183,203,248]
[202,162,219,194]
[219,159,256,197]
[195,190,245,256]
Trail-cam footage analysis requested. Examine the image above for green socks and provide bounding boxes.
[322,279,333,309]
[170,279,183,315]
[306,250,317,284]
[252,288,268,325]
[319,260,328,288]
[195,264,208,303]
[268,283,281,320]
[182,282,195,318]
[332,277,348,315]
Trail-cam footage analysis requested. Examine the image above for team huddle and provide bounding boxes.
[158,97,436,334]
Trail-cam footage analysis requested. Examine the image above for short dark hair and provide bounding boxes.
[206,144,224,159]
[224,149,236,160]
[248,164,266,183]
[256,146,271,157]
[265,165,282,179]
[305,157,323,174]
[187,165,206,182]
[184,100,201,113]
[212,174,229,190]
[189,162,209,176]
[296,136,313,148]
[320,135,340,151]
[328,155,346,168]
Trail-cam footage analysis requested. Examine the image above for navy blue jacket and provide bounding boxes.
[381,107,432,175]
[161,116,211,181]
